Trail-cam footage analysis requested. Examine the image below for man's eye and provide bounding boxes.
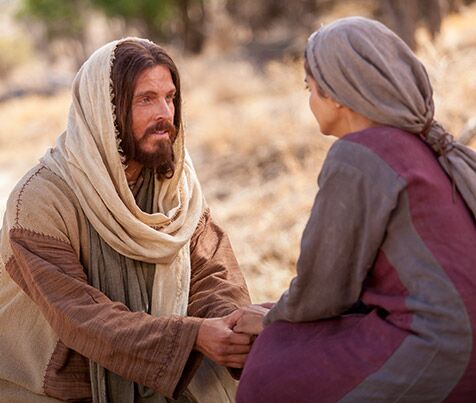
[141,96,151,104]
[166,94,175,102]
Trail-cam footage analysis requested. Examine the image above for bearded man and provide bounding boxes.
[0,38,251,402]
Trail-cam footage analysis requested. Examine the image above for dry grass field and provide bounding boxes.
[1,5,476,302]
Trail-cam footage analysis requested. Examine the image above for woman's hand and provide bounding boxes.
[233,304,270,335]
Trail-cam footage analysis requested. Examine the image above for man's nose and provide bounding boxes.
[155,98,174,120]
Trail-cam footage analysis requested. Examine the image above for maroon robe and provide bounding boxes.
[238,127,476,402]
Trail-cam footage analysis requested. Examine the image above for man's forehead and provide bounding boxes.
[134,65,175,93]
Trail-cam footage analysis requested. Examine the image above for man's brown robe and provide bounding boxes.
[0,164,250,402]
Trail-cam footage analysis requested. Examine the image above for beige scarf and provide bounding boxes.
[41,38,204,317]
[41,38,236,402]
[306,17,476,220]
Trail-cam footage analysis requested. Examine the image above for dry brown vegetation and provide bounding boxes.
[1,5,476,302]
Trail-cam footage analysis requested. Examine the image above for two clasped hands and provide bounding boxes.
[194,303,275,369]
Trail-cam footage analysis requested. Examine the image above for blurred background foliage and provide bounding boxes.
[15,0,207,65]
[0,35,31,78]
[4,0,476,71]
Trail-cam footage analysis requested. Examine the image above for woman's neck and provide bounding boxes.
[334,109,380,138]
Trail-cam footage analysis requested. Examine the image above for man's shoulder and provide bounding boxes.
[4,163,80,243]
[7,163,76,210]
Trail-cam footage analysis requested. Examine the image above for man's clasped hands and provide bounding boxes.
[194,303,274,369]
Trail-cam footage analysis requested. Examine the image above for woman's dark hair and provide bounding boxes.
[111,40,182,161]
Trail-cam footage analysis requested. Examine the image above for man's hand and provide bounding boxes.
[194,310,252,368]
[233,304,270,335]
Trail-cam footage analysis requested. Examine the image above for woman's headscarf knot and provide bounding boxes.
[424,121,456,156]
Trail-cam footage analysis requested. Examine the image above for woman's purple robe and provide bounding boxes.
[237,127,476,402]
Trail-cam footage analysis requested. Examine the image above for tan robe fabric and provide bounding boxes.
[0,165,250,402]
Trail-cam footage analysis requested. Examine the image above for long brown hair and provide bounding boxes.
[111,39,182,163]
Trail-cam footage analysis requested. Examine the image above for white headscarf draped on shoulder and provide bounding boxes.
[41,38,204,317]
[306,17,476,220]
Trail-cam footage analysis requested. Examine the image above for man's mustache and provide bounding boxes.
[143,120,177,138]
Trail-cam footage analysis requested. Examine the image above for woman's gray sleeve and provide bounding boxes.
[265,141,404,324]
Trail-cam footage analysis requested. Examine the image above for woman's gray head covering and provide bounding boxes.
[306,16,476,220]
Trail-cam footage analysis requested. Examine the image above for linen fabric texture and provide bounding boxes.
[41,38,204,318]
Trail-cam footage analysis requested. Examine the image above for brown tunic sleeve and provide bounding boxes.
[188,208,251,319]
[6,227,203,399]
[186,208,251,381]
[157,208,251,394]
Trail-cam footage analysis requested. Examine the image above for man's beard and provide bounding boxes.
[134,120,178,179]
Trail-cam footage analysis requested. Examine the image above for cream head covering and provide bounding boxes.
[41,38,237,403]
[306,17,476,220]
[41,38,204,317]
